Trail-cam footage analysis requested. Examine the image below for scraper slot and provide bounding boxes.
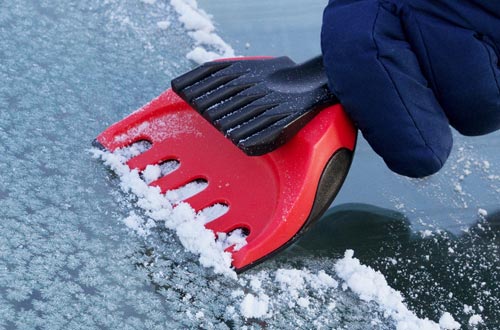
[198,203,230,224]
[165,179,208,203]
[118,139,153,160]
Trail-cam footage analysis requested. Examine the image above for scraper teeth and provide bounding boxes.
[182,73,241,101]
[203,93,264,121]
[216,103,277,131]
[227,112,288,142]
[193,83,255,110]
[171,61,232,92]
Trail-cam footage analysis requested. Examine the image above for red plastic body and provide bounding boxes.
[96,89,356,270]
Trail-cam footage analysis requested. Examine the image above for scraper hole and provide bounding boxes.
[217,227,249,252]
[140,160,180,184]
[116,139,152,160]
[235,227,250,236]
[165,179,208,203]
[159,159,180,175]
[198,203,229,224]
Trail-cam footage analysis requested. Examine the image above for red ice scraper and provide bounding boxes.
[94,56,356,272]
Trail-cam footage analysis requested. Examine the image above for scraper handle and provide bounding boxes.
[171,55,340,155]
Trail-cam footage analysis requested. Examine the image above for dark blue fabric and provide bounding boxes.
[321,0,500,177]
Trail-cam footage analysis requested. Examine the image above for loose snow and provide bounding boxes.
[156,20,171,30]
[478,208,488,217]
[94,147,455,327]
[92,148,237,279]
[170,0,235,63]
[439,312,461,329]
[240,293,270,318]
[335,250,440,330]
[468,314,483,327]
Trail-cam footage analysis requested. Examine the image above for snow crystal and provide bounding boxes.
[249,277,262,291]
[313,270,339,289]
[297,297,310,308]
[327,302,336,311]
[439,312,461,329]
[421,229,433,238]
[478,208,488,217]
[468,314,483,326]
[275,269,306,297]
[240,293,270,319]
[156,20,171,30]
[454,183,463,193]
[123,212,155,237]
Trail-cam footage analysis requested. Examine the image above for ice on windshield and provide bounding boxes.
[0,0,498,328]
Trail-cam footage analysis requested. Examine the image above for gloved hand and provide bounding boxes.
[321,0,500,178]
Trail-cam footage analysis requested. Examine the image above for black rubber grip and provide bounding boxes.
[171,55,339,156]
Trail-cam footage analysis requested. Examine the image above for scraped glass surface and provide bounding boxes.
[0,0,498,329]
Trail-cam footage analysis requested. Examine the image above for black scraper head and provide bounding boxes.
[171,56,338,155]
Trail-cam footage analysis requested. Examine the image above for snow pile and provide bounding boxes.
[92,148,238,278]
[170,0,235,63]
[240,293,270,319]
[237,268,339,320]
[274,268,338,308]
[93,146,459,327]
[335,250,441,329]
[438,312,461,329]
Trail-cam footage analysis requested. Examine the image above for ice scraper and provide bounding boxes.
[94,56,357,272]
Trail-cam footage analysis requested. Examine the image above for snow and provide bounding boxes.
[463,304,473,314]
[421,229,433,238]
[92,148,237,278]
[142,164,162,184]
[156,20,171,30]
[478,208,488,217]
[468,314,483,326]
[297,297,310,308]
[439,312,461,329]
[335,250,440,330]
[238,267,340,319]
[170,0,235,63]
[2,0,497,327]
[91,144,451,327]
[123,212,155,237]
[240,293,270,318]
[217,229,248,251]
[165,180,208,203]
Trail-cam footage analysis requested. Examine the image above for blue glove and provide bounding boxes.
[321,0,500,177]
